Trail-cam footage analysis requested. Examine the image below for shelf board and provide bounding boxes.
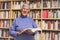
[0,0,11,2]
[12,8,41,11]
[12,0,39,1]
[11,18,42,20]
[30,8,41,10]
[12,9,21,11]
[0,37,9,38]
[33,18,41,20]
[8,36,13,39]
[0,9,10,11]
[12,0,26,1]
[42,29,60,32]
[43,7,60,10]
[0,18,11,20]
[42,18,60,20]
[0,27,9,30]
[11,7,60,10]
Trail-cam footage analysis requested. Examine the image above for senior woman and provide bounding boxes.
[9,3,37,40]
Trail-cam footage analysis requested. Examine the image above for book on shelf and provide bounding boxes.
[42,21,46,29]
[42,10,48,18]
[0,38,8,40]
[0,11,10,19]
[42,20,60,30]
[43,1,47,8]
[37,0,42,8]
[58,21,60,30]
[34,31,41,40]
[0,2,11,9]
[50,32,55,40]
[13,1,21,9]
[32,11,41,18]
[42,10,60,18]
[53,10,58,18]
[58,32,60,40]
[54,32,59,40]
[58,0,60,7]
[27,11,41,18]
[43,0,50,8]
[55,20,58,30]
[48,10,54,18]
[0,20,10,28]
[57,10,60,18]
[42,32,46,40]
[0,29,2,37]
[12,11,21,18]
[42,32,60,40]
[52,0,58,8]
[0,29,9,37]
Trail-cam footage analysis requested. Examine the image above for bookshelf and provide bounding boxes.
[0,0,60,40]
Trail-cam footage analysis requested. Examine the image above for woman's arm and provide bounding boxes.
[9,19,26,37]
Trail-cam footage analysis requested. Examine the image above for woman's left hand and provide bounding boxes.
[25,29,34,35]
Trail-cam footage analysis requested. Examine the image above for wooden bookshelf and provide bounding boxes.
[0,0,60,40]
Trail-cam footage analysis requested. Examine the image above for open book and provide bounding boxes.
[25,28,41,33]
[19,28,41,34]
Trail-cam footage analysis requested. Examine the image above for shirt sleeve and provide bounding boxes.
[9,19,17,37]
[31,18,37,28]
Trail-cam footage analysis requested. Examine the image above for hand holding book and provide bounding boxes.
[16,28,41,35]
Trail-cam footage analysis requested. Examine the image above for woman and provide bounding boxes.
[9,3,37,40]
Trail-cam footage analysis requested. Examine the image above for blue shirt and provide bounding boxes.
[9,16,37,40]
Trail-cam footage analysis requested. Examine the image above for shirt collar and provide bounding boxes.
[20,15,27,18]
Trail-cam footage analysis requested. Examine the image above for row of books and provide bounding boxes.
[0,38,8,40]
[42,20,60,30]
[12,0,60,9]
[0,29,9,37]
[12,1,42,9]
[0,20,10,28]
[12,11,21,18]
[0,2,11,9]
[28,11,41,18]
[0,0,60,9]
[42,32,60,40]
[0,39,13,40]
[12,10,60,19]
[1,10,60,19]
[42,10,60,18]
[12,11,41,19]
[0,11,10,19]
[43,0,58,8]
[34,20,41,28]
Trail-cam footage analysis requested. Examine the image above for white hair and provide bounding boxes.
[22,3,30,9]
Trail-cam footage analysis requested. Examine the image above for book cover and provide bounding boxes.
[42,10,48,18]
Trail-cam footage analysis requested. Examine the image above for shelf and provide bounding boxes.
[11,18,42,20]
[12,8,41,11]
[12,0,26,1]
[42,29,60,32]
[12,9,21,11]
[30,8,41,10]
[42,18,60,20]
[9,37,13,39]
[0,0,11,2]
[12,7,60,10]
[0,37,9,38]
[0,18,11,19]
[43,7,60,10]
[33,18,41,20]
[0,27,9,30]
[0,9,10,11]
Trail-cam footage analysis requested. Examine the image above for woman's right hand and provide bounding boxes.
[16,29,27,35]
